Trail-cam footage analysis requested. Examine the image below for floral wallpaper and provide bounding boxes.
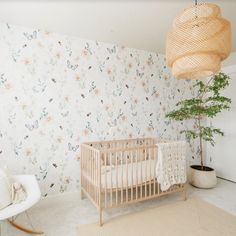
[0,22,197,196]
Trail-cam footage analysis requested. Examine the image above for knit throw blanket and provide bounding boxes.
[156,141,187,191]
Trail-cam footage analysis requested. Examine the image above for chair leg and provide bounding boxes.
[0,220,8,236]
[80,188,86,200]
[99,209,103,227]
[182,184,187,201]
[8,212,43,235]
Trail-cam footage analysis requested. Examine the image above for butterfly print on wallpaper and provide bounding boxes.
[0,22,198,196]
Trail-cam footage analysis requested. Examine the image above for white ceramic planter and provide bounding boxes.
[189,165,217,189]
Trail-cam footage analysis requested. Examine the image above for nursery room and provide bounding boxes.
[0,0,236,235]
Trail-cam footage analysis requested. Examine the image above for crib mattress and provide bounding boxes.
[101,159,156,189]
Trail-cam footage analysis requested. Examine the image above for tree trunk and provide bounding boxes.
[198,117,204,169]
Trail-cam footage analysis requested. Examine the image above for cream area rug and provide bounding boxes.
[78,198,236,236]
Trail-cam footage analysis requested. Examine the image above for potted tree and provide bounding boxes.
[166,73,231,188]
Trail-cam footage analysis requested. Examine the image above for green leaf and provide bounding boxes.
[165,72,231,147]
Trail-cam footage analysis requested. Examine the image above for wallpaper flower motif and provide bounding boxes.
[0,22,197,196]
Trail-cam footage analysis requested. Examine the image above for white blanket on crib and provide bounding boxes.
[156,141,187,191]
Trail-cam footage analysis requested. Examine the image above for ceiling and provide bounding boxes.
[0,0,235,53]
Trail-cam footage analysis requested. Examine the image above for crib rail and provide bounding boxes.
[83,137,157,151]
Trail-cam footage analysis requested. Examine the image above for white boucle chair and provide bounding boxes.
[0,175,43,235]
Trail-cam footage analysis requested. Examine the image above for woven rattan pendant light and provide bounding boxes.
[166,1,231,79]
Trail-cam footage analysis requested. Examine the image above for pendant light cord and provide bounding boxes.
[194,0,198,19]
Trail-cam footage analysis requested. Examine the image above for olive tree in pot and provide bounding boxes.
[166,73,231,188]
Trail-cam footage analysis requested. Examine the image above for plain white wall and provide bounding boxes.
[0,0,235,53]
[206,54,236,182]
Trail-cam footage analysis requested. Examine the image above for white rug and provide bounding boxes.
[78,198,236,236]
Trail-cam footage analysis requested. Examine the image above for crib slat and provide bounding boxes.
[157,146,160,195]
[104,152,107,208]
[96,151,98,204]
[121,151,124,204]
[91,150,93,200]
[89,149,91,197]
[85,148,87,195]
[125,151,128,203]
[93,150,95,204]
[95,151,97,202]
[98,151,100,206]
[96,151,98,205]
[98,150,102,222]
[80,146,83,198]
[90,149,92,198]
[135,149,138,200]
[86,148,88,195]
[87,148,89,194]
[145,148,147,198]
[115,151,118,205]
[110,153,113,207]
[131,150,133,202]
[93,150,95,203]
[88,149,90,196]
[154,146,156,195]
[149,148,152,197]
[140,148,143,198]
[92,150,94,198]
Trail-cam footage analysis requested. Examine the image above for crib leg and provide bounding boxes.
[99,209,103,226]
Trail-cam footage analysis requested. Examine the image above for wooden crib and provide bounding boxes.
[80,137,187,226]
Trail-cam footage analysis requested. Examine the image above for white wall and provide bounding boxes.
[222,52,236,67]
[0,0,235,53]
[207,62,236,182]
